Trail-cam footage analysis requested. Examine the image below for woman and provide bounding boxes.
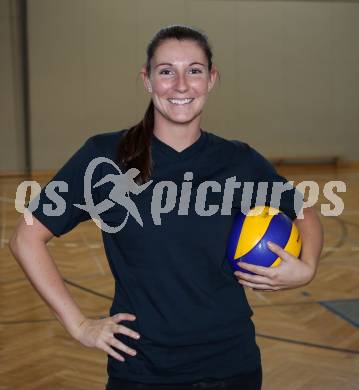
[10,25,323,390]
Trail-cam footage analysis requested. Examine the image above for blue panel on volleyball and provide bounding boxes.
[240,214,291,267]
[225,209,293,274]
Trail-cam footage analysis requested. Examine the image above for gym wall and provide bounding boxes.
[1,0,358,173]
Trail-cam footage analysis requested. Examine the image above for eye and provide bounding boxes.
[159,69,173,75]
[189,68,203,74]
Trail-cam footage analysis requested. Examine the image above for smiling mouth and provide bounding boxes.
[168,98,194,105]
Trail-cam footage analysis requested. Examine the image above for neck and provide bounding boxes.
[153,115,202,153]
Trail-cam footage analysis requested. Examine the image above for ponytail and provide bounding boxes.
[116,100,154,185]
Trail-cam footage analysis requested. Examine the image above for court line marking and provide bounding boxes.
[3,299,359,320]
[64,243,78,248]
[0,271,107,284]
[252,298,359,308]
[2,181,358,358]
[341,210,359,215]
[1,315,357,355]
[0,314,107,325]
[256,333,359,355]
[253,291,271,303]
[1,271,358,354]
[1,192,6,249]
[80,231,106,275]
[63,278,111,298]
[0,196,13,203]
[320,217,348,262]
[319,300,359,328]
[322,247,359,252]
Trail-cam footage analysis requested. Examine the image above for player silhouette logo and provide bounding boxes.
[74,157,153,233]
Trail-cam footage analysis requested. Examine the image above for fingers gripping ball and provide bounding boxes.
[226,206,302,274]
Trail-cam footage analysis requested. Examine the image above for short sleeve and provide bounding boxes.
[249,145,303,220]
[232,141,303,220]
[27,137,100,237]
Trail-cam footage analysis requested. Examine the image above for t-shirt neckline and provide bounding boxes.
[151,129,207,161]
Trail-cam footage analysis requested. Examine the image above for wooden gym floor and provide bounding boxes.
[0,166,358,390]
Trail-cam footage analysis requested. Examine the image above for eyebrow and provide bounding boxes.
[154,62,206,69]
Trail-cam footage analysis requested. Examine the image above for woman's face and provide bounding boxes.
[142,39,217,126]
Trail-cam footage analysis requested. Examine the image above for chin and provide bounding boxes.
[166,111,202,124]
[170,115,195,123]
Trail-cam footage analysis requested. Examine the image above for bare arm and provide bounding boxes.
[294,206,324,278]
[9,214,86,340]
[9,213,140,362]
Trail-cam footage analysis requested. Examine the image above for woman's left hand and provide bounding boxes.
[234,241,316,292]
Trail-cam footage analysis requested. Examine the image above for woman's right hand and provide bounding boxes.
[74,313,141,362]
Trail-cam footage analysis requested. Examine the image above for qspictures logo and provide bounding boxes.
[15,157,346,234]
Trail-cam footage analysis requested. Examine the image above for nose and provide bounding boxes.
[174,72,189,93]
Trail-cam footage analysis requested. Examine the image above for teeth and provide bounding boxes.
[168,98,194,105]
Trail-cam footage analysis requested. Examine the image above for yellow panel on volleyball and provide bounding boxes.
[270,223,302,267]
[234,206,281,259]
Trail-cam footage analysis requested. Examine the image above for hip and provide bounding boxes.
[105,365,262,390]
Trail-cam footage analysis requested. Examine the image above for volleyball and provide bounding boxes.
[226,206,302,274]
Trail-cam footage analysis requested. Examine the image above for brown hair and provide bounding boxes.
[116,25,214,184]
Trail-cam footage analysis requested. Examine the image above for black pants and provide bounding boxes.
[106,365,262,390]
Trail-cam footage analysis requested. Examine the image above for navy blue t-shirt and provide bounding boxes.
[29,129,302,384]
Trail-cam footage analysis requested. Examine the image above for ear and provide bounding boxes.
[140,66,152,93]
[207,65,218,92]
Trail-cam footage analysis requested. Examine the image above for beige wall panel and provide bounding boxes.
[281,2,342,158]
[0,0,24,172]
[82,0,139,131]
[29,0,139,169]
[137,0,188,48]
[282,2,359,160]
[188,0,239,138]
[0,0,7,17]
[20,0,359,170]
[330,2,359,161]
[29,0,87,169]
[199,0,358,161]
[235,1,288,157]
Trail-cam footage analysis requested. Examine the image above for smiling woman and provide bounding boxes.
[117,25,217,185]
[142,38,216,131]
[10,24,323,390]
